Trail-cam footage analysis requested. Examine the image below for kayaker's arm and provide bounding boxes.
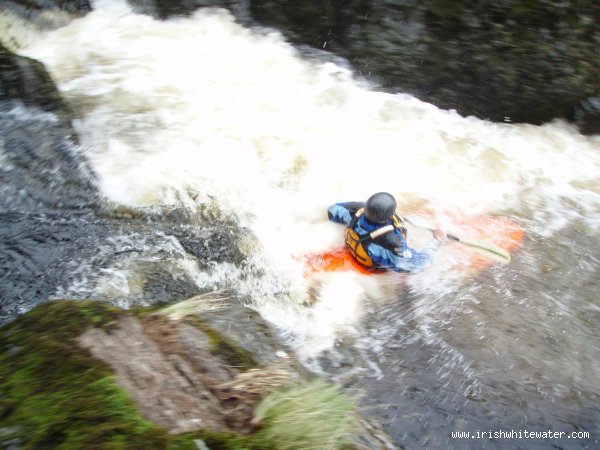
[327,202,366,225]
[369,232,442,272]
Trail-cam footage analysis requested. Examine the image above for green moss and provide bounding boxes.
[0,300,173,449]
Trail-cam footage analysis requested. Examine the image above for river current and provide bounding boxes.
[1,1,599,448]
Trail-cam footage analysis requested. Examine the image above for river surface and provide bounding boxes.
[1,1,599,448]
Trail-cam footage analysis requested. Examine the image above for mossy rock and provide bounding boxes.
[0,300,259,449]
[183,315,258,370]
[0,300,361,449]
[0,301,169,449]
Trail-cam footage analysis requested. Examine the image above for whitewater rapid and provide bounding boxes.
[3,1,599,446]
[8,3,599,364]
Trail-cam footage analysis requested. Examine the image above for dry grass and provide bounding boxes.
[252,380,359,450]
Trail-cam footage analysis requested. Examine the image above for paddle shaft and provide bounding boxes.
[414,225,462,243]
[401,217,447,239]
[402,217,511,264]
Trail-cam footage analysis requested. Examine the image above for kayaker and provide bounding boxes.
[328,192,445,272]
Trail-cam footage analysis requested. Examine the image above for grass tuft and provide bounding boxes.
[252,380,359,450]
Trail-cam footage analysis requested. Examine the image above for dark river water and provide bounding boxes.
[1,2,599,448]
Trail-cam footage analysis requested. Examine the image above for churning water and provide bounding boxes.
[3,1,600,447]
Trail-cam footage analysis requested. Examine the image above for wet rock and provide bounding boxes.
[249,0,600,129]
[79,315,229,433]
[0,99,107,325]
[175,226,249,269]
[133,260,204,302]
[161,293,291,367]
[574,96,600,135]
[1,0,91,20]
[127,0,253,23]
[0,101,95,212]
[0,45,71,122]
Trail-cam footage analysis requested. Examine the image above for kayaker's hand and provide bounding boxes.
[433,228,446,241]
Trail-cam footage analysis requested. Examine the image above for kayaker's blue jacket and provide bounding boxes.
[328,201,440,272]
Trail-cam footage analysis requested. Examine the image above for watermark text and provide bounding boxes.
[451,430,590,440]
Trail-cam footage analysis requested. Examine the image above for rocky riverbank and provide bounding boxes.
[0,299,395,449]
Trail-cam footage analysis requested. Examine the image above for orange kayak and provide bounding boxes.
[302,215,524,276]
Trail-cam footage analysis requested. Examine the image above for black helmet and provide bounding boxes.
[365,192,397,224]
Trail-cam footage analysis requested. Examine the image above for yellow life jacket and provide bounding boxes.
[344,208,407,268]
